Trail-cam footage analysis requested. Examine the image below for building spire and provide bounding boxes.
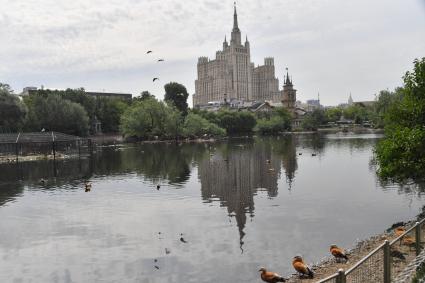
[230,2,241,45]
[348,92,353,105]
[285,67,291,85]
[233,2,239,30]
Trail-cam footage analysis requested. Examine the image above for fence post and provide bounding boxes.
[15,132,21,163]
[15,142,19,163]
[88,139,92,156]
[416,221,421,256]
[383,240,391,283]
[336,269,346,283]
[52,141,56,160]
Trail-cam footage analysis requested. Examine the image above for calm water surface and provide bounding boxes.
[0,134,424,283]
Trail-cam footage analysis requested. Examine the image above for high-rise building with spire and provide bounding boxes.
[193,4,296,111]
[348,93,354,105]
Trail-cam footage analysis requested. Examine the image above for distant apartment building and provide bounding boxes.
[193,4,296,114]
[20,87,132,100]
[85,91,132,100]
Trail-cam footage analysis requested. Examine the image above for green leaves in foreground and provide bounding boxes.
[375,57,425,181]
[376,127,425,180]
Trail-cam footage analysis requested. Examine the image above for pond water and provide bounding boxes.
[0,134,424,283]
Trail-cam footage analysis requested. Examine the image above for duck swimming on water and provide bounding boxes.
[84,181,92,192]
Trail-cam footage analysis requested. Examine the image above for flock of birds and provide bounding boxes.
[393,226,422,251]
[146,50,164,82]
[259,224,418,282]
[258,245,347,282]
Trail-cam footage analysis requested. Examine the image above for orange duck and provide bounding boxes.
[330,245,348,262]
[292,256,314,278]
[402,235,416,249]
[258,267,287,282]
[394,227,406,237]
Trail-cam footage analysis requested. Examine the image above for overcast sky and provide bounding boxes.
[1,0,424,106]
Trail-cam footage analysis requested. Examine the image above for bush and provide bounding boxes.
[183,113,225,137]
[216,110,256,134]
[255,107,291,135]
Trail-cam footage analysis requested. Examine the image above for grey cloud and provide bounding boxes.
[2,0,425,106]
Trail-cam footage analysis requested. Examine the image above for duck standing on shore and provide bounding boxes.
[394,227,406,237]
[292,256,314,279]
[258,267,287,282]
[330,245,348,262]
[402,235,419,250]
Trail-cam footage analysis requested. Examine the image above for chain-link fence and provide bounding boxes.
[0,132,94,162]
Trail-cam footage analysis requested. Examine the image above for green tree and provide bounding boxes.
[164,106,185,140]
[120,97,170,138]
[120,103,152,138]
[216,110,256,134]
[375,57,425,180]
[0,83,13,93]
[61,88,96,120]
[24,94,89,136]
[192,109,220,125]
[133,91,155,102]
[164,82,189,115]
[325,107,342,122]
[343,105,372,124]
[33,88,97,133]
[95,97,129,132]
[301,108,326,131]
[255,107,292,135]
[0,83,27,132]
[183,113,225,137]
[372,89,403,128]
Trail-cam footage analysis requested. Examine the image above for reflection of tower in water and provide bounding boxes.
[274,136,298,188]
[198,143,280,252]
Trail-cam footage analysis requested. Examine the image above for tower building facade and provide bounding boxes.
[281,70,297,115]
[193,4,296,110]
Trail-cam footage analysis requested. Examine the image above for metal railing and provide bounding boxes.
[317,219,425,283]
